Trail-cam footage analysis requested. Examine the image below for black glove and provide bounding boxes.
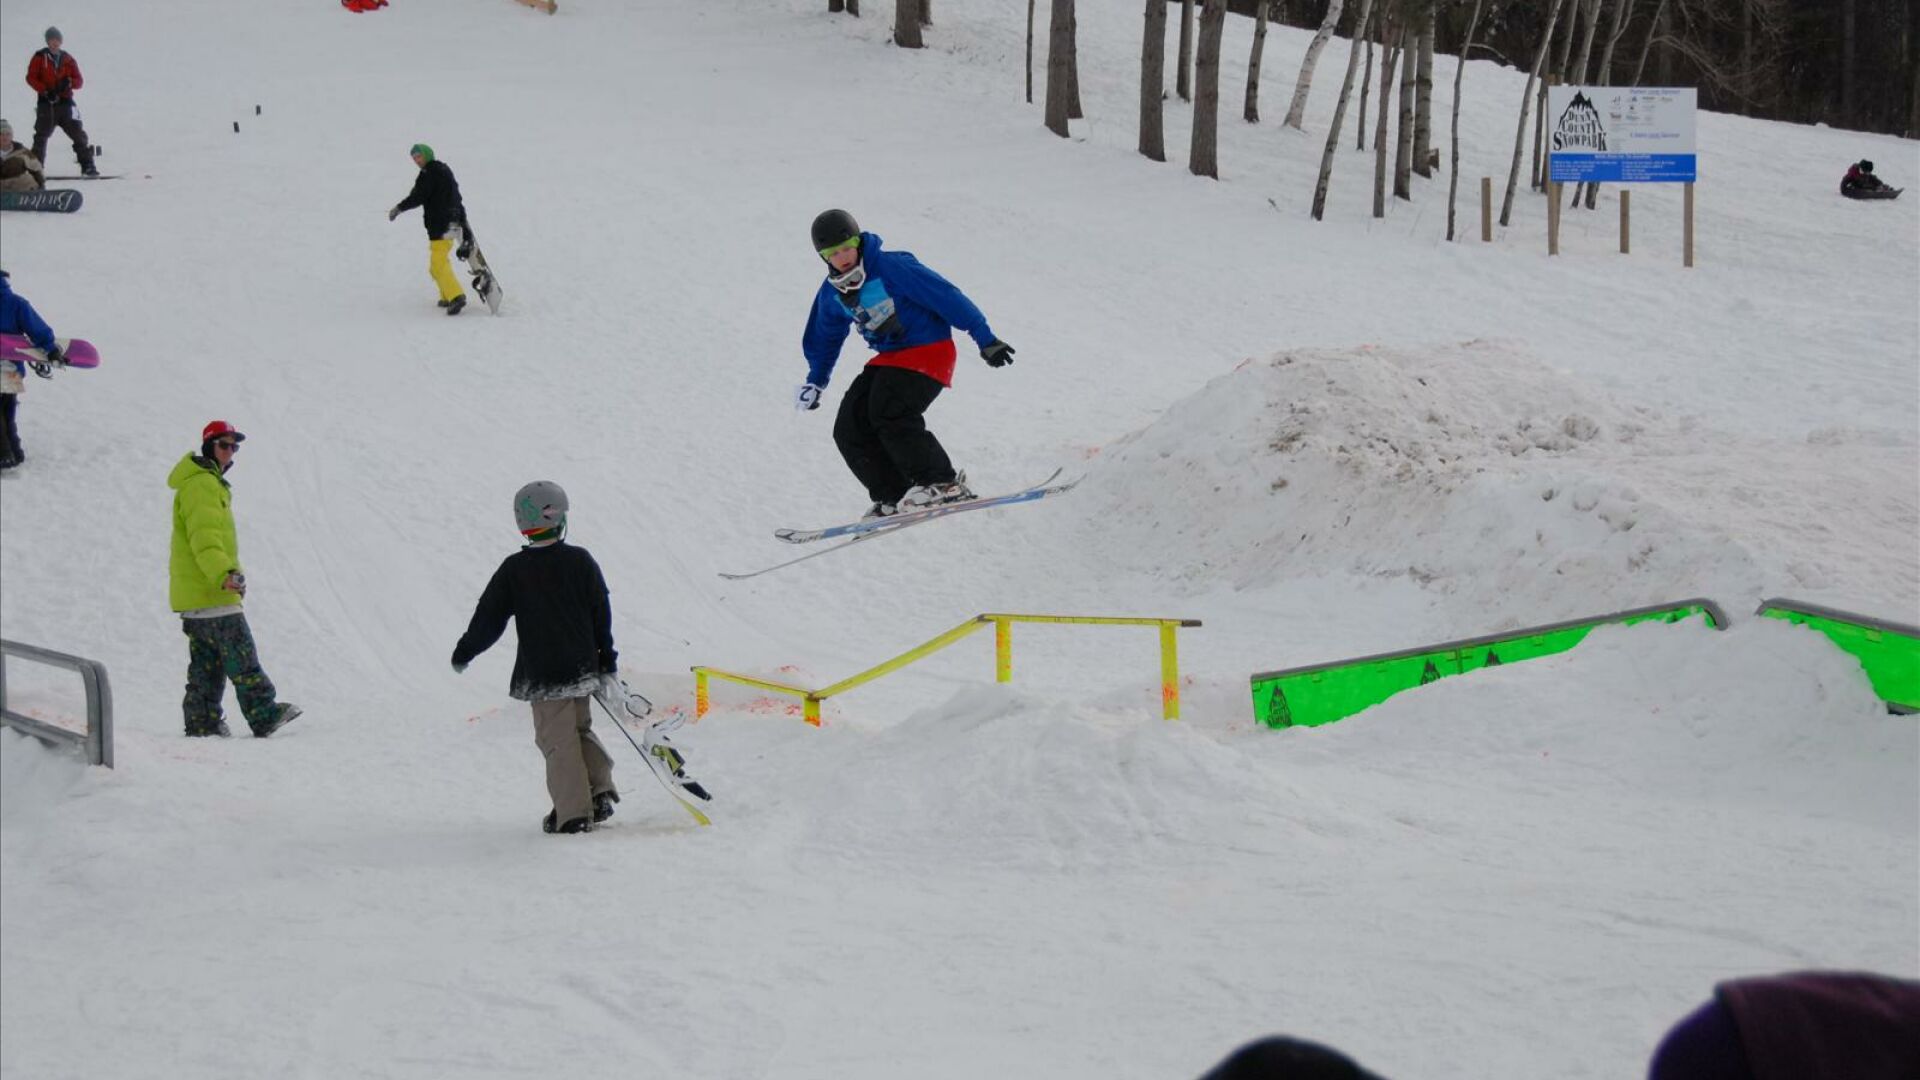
[981,340,1016,368]
[387,206,401,222]
[44,345,63,366]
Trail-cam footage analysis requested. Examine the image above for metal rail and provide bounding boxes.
[0,638,114,767]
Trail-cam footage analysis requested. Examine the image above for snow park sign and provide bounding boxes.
[1547,87,1697,183]
[1542,86,1699,266]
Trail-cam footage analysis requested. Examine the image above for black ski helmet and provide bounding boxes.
[1860,160,1875,174]
[811,209,860,255]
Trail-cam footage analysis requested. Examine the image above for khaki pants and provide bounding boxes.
[531,697,615,826]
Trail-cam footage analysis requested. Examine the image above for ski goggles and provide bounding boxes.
[817,235,861,260]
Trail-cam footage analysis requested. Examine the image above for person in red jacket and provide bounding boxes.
[24,27,96,179]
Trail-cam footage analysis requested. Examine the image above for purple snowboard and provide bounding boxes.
[0,333,99,369]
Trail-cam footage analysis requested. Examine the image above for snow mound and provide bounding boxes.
[0,730,90,828]
[1079,341,1915,624]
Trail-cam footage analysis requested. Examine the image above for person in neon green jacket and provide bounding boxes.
[168,420,300,738]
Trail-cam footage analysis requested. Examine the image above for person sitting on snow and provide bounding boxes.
[1840,159,1890,197]
[0,118,45,192]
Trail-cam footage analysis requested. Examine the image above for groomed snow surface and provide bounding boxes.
[1,2,1915,1078]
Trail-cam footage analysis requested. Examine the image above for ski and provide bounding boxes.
[774,469,1077,545]
[592,688,711,825]
[719,514,935,580]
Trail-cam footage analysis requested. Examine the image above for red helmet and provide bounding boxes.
[201,420,247,443]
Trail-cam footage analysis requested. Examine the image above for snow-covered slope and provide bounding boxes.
[1,2,1914,1078]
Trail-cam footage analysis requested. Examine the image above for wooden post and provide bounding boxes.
[1619,189,1630,254]
[1481,177,1492,242]
[1682,183,1694,268]
[1547,181,1561,255]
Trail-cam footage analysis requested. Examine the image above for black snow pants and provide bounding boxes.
[832,365,956,505]
[32,100,93,172]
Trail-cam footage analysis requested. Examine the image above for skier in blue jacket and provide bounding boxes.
[797,209,1016,519]
[0,269,62,471]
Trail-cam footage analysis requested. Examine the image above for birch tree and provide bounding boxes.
[1446,0,1489,240]
[1357,19,1376,150]
[1412,4,1435,177]
[1500,0,1570,226]
[1026,0,1036,103]
[1190,0,1228,178]
[1141,0,1168,161]
[1285,0,1349,129]
[1374,22,1403,218]
[1246,0,1272,123]
[1313,0,1379,219]
[1045,0,1074,137]
[1395,21,1417,199]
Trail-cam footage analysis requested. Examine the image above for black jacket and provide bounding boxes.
[395,159,466,240]
[452,542,617,700]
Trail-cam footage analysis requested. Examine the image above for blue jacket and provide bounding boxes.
[801,232,996,388]
[0,274,56,352]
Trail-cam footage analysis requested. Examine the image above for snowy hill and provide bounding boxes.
[1,2,1914,1078]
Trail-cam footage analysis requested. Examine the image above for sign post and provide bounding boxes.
[1546,87,1697,265]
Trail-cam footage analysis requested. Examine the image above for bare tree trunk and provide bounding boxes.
[1584,0,1631,209]
[1395,25,1415,199]
[1313,0,1378,219]
[1533,0,1580,190]
[1026,0,1036,104]
[1447,0,1487,240]
[1285,0,1349,129]
[848,0,860,15]
[1566,0,1602,206]
[922,0,932,25]
[1178,0,1196,101]
[1141,0,1168,160]
[1414,5,1436,177]
[1501,0,1570,226]
[1357,18,1376,150]
[1191,0,1228,178]
[1045,0,1073,137]
[1628,0,1666,86]
[1374,23,1401,218]
[1246,0,1272,122]
[830,0,845,12]
[895,0,924,48]
[1069,4,1084,119]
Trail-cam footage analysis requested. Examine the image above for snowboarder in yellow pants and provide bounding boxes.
[388,143,469,316]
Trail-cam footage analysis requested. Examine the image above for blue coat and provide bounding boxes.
[801,232,996,388]
[0,274,56,381]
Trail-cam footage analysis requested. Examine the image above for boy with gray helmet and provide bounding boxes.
[451,481,622,834]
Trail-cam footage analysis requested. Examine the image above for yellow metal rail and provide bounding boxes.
[693,613,1202,726]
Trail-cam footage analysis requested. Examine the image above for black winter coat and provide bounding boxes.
[395,159,467,240]
[452,542,618,700]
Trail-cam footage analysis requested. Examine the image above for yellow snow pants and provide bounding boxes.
[428,238,464,302]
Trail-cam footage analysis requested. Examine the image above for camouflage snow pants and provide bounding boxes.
[181,614,281,736]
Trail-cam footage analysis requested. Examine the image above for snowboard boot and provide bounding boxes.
[592,791,619,824]
[253,703,302,738]
[185,720,232,738]
[437,298,453,309]
[898,472,974,510]
[543,810,593,834]
[445,295,467,316]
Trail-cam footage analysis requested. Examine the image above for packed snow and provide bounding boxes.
[1,2,1914,1078]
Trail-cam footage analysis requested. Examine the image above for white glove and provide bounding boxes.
[598,674,653,719]
[794,383,823,412]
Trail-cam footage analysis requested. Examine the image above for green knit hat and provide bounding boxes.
[410,143,434,163]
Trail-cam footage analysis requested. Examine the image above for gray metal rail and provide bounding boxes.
[0,638,114,767]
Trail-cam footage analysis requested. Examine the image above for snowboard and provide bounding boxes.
[775,469,1080,544]
[1842,187,1902,201]
[451,223,504,314]
[0,334,100,369]
[1,189,82,213]
[591,683,712,825]
[44,175,125,181]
